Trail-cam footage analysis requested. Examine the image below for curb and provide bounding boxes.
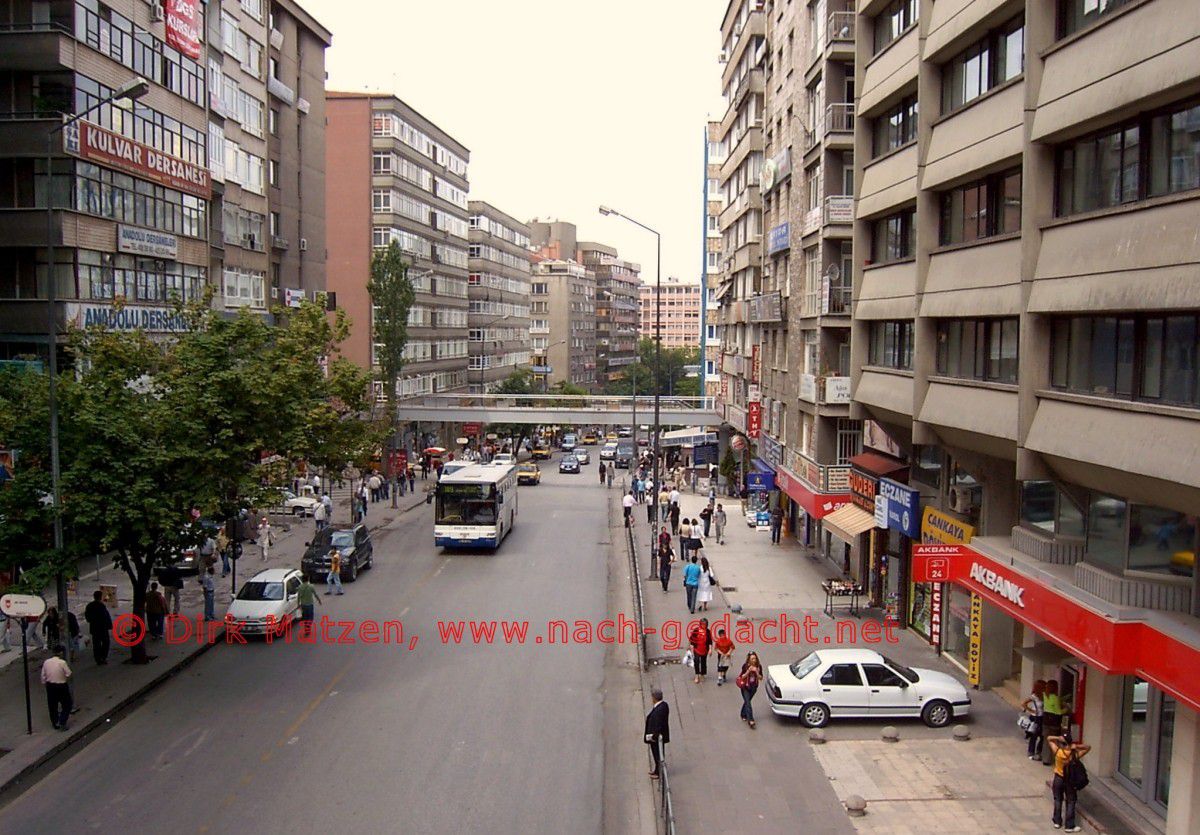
[0,493,428,803]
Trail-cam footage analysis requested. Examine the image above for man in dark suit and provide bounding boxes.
[83,590,112,664]
[644,688,670,779]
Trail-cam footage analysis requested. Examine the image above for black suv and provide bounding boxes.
[301,524,374,582]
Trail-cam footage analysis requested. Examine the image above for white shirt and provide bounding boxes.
[311,476,321,489]
[622,494,635,509]
[669,490,680,505]
[41,656,71,684]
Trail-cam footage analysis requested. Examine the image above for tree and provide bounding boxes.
[367,242,416,502]
[719,446,738,488]
[486,369,536,449]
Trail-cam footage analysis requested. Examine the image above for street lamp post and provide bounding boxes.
[600,205,661,523]
[535,339,568,394]
[45,77,150,653]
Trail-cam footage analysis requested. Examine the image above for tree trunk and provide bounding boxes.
[123,552,152,664]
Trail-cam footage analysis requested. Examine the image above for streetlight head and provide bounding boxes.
[116,77,151,101]
[598,205,616,216]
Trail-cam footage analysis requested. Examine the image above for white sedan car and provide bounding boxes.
[276,488,320,517]
[766,648,970,728]
[225,568,303,637]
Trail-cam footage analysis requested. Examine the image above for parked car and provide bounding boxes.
[766,648,971,728]
[531,444,552,460]
[301,524,374,582]
[517,462,542,485]
[225,568,302,637]
[559,455,580,474]
[274,486,320,517]
[600,442,618,461]
[574,448,590,465]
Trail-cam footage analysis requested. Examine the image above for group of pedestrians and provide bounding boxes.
[1022,679,1091,831]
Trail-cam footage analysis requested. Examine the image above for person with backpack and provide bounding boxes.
[1048,733,1091,832]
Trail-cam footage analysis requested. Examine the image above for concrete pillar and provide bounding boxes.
[1082,669,1123,778]
[1166,704,1200,835]
[979,597,1014,689]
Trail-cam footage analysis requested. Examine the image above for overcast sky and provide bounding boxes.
[302,0,727,284]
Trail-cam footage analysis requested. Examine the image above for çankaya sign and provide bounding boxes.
[911,543,1200,713]
[69,121,211,199]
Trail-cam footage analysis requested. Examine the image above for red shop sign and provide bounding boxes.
[165,0,203,60]
[747,401,761,439]
[70,121,211,199]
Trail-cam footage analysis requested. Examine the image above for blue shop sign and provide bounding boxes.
[878,478,919,538]
[768,222,790,255]
[746,463,776,492]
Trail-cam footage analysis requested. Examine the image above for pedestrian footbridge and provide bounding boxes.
[394,394,722,426]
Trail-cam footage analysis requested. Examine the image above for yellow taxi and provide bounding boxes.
[605,432,619,441]
[582,432,598,445]
[517,462,542,485]
[531,444,552,460]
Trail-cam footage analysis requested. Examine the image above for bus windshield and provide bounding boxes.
[437,483,498,526]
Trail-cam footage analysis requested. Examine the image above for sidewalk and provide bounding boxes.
[627,491,1101,834]
[0,487,426,796]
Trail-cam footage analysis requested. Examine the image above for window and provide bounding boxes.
[873,95,918,158]
[873,0,917,54]
[269,159,279,187]
[1050,313,1199,407]
[935,318,1019,382]
[863,665,907,687]
[223,268,266,309]
[269,108,279,136]
[820,664,864,687]
[1058,0,1137,39]
[941,16,1024,114]
[870,208,915,262]
[1086,495,1194,577]
[939,169,1021,245]
[1057,97,1200,215]
[868,321,914,369]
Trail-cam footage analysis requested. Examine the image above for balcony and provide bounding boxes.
[826,282,852,315]
[271,236,289,251]
[825,103,855,142]
[823,195,854,226]
[799,374,852,405]
[828,11,855,46]
[785,447,851,493]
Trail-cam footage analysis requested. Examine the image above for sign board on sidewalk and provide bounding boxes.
[0,593,46,618]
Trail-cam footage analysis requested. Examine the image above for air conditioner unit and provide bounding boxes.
[150,4,164,22]
[948,485,980,514]
[299,237,308,251]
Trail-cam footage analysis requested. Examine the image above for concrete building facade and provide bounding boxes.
[579,241,640,389]
[704,120,725,399]
[467,201,531,392]
[529,256,595,391]
[638,276,702,350]
[325,92,471,398]
[848,2,1200,832]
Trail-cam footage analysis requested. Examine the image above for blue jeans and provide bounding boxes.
[685,584,698,613]
[203,590,215,622]
[327,570,343,594]
[1052,775,1076,829]
[740,685,757,722]
[221,551,230,576]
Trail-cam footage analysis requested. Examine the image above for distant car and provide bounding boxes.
[531,445,551,460]
[562,434,577,452]
[582,433,598,445]
[517,462,541,485]
[617,426,632,437]
[225,568,303,637]
[766,649,971,729]
[301,524,374,582]
[637,437,649,446]
[559,455,580,474]
[574,448,590,465]
[276,488,320,517]
[614,440,635,468]
[600,442,618,461]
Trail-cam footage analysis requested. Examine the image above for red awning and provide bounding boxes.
[915,544,1200,714]
[776,465,851,519]
[848,451,908,479]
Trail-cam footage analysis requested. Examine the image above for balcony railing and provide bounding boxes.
[825,103,855,134]
[799,374,852,404]
[785,447,852,494]
[826,282,852,314]
[823,194,854,225]
[828,11,855,43]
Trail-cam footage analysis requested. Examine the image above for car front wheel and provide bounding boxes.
[922,700,952,728]
[800,702,830,728]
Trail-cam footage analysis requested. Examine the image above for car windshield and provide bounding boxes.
[330,531,355,549]
[882,655,920,683]
[790,652,822,679]
[237,581,284,601]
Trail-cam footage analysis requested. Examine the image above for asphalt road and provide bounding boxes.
[0,455,615,835]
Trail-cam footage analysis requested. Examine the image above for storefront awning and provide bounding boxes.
[848,451,908,479]
[822,503,878,543]
[775,466,851,519]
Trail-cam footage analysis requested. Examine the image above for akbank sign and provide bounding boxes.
[877,478,919,538]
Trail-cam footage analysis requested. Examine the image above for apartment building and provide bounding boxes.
[529,256,595,391]
[467,201,532,392]
[715,0,767,450]
[579,241,640,388]
[638,277,702,350]
[703,121,725,398]
[849,2,1200,831]
[325,92,471,398]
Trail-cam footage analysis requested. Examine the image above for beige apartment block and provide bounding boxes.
[704,121,726,399]
[851,2,1200,833]
[467,201,532,393]
[638,276,703,350]
[529,257,596,391]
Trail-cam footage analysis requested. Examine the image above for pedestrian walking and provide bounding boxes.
[296,576,322,635]
[700,503,713,538]
[669,502,681,537]
[83,590,112,665]
[683,555,702,614]
[66,610,81,654]
[368,472,382,503]
[200,567,216,622]
[679,518,693,559]
[407,468,416,492]
[622,490,635,527]
[327,548,345,595]
[714,503,727,545]
[41,606,62,649]
[697,556,716,612]
[258,517,273,562]
[41,646,72,731]
[644,688,670,780]
[322,492,333,524]
[769,506,783,544]
[313,499,328,533]
[311,473,322,493]
[689,618,711,684]
[1,612,16,652]
[1041,680,1064,765]
[714,627,736,685]
[199,534,217,573]
[23,615,44,650]
[598,462,606,486]
[1048,733,1091,832]
[160,564,183,615]
[657,487,669,517]
[658,543,674,592]
[606,465,613,488]
[145,582,167,638]
[669,486,680,508]
[737,651,764,729]
[1021,679,1046,759]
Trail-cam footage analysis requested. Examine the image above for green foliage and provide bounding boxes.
[609,338,702,396]
[491,368,536,395]
[719,446,737,481]
[368,241,416,397]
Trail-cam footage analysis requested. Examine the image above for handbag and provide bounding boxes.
[1017,713,1035,733]
[1066,753,1089,791]
[708,571,718,586]
[735,673,747,689]
[683,649,694,668]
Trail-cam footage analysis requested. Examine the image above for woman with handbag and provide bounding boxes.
[736,652,764,729]
[697,556,716,612]
[1020,679,1046,759]
[689,618,711,684]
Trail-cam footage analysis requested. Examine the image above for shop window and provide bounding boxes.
[1086,494,1127,573]
[1085,496,1194,577]
[1118,676,1176,812]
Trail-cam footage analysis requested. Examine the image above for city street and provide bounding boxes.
[0,458,614,834]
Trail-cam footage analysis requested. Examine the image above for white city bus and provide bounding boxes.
[434,463,519,549]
